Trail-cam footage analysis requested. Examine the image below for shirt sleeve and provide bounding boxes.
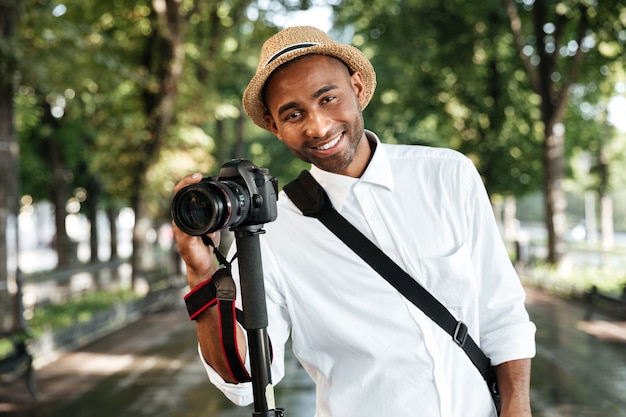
[463,159,536,365]
[200,343,254,406]
[197,234,292,405]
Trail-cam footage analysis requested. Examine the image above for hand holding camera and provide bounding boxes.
[172,173,220,289]
[171,159,278,289]
[171,159,278,236]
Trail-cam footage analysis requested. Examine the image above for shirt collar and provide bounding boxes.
[310,130,394,209]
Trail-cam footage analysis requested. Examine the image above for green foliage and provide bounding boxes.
[0,330,31,360]
[9,0,626,260]
[27,290,140,336]
[507,0,626,184]
[19,99,96,201]
[0,339,13,359]
[332,0,626,202]
[333,0,544,197]
[246,130,311,188]
[525,262,626,297]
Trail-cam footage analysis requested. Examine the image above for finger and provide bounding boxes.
[206,231,221,248]
[171,220,195,245]
[173,172,203,194]
[172,222,212,259]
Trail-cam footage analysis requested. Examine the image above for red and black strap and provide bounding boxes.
[183,237,251,383]
[184,277,217,320]
[213,267,251,382]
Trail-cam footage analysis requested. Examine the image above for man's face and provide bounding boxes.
[263,55,370,178]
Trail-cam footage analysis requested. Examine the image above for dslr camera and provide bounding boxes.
[171,159,278,235]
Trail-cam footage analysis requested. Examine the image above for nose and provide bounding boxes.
[303,110,332,139]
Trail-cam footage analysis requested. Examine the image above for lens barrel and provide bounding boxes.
[171,180,249,235]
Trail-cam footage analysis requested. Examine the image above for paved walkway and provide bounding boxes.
[1,304,238,417]
[2,286,626,416]
[525,286,626,416]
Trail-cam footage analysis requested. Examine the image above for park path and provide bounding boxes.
[2,286,626,417]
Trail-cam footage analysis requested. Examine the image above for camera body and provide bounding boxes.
[171,159,278,235]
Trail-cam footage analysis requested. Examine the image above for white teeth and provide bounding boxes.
[317,136,341,150]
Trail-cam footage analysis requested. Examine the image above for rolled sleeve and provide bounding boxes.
[481,321,536,365]
[464,160,537,366]
[199,343,255,406]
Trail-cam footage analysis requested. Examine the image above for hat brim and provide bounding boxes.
[243,44,376,131]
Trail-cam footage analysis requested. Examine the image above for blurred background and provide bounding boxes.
[1,0,626,416]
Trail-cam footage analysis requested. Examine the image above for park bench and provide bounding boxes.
[584,285,626,320]
[0,331,38,401]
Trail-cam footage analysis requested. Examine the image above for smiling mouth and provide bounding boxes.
[315,135,341,150]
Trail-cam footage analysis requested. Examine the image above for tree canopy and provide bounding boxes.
[3,0,626,271]
[334,0,625,262]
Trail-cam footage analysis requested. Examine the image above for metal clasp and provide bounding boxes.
[453,321,468,347]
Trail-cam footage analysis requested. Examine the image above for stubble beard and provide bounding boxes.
[293,115,365,174]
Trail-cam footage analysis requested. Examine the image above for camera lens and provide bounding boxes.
[171,180,249,235]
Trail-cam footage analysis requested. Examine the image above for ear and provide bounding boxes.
[350,71,366,104]
[264,114,283,142]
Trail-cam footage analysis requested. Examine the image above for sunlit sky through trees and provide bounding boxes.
[280,4,625,132]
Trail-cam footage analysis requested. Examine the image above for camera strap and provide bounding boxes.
[183,236,254,383]
[284,170,501,415]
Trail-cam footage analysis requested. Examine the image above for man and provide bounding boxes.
[173,26,536,417]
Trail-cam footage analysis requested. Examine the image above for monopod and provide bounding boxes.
[233,225,285,417]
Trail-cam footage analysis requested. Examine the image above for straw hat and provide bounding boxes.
[242,26,377,130]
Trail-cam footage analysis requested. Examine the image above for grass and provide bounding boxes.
[27,289,141,337]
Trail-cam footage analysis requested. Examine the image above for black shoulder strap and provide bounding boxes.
[284,170,493,380]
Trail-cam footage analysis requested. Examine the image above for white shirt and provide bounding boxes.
[203,131,536,417]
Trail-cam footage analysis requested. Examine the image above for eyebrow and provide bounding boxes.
[313,84,338,99]
[276,84,340,117]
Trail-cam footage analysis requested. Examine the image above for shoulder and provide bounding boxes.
[382,143,470,165]
[380,143,477,179]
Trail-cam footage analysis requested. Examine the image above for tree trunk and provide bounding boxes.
[49,147,73,267]
[506,0,588,265]
[131,187,156,279]
[600,195,614,250]
[41,99,73,267]
[215,118,228,163]
[107,207,119,260]
[597,148,614,250]
[234,112,246,158]
[584,190,597,244]
[130,0,188,284]
[503,195,518,243]
[0,0,23,332]
[543,121,567,264]
[87,176,100,263]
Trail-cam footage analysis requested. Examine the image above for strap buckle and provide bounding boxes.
[453,321,468,347]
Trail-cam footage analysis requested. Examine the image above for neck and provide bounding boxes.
[345,131,375,178]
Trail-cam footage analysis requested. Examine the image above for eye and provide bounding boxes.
[321,95,336,104]
[285,111,302,122]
